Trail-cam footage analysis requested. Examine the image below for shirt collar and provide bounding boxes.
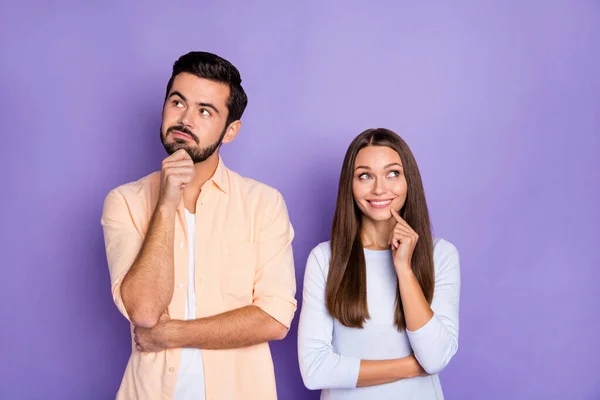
[207,155,229,193]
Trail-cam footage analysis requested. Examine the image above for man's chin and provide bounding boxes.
[164,142,193,155]
[161,135,221,163]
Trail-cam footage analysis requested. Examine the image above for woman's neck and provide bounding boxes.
[360,216,396,250]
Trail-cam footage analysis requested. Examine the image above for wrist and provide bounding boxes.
[394,262,413,276]
[398,355,422,379]
[156,198,179,215]
[162,320,183,349]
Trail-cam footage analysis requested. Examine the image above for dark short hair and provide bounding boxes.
[165,51,248,126]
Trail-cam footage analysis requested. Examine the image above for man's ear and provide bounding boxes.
[221,120,242,144]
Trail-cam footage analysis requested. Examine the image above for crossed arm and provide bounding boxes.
[101,189,297,351]
[297,241,460,390]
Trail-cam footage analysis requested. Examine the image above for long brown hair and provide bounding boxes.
[325,128,435,331]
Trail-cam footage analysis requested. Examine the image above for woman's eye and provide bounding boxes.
[388,170,400,178]
[359,173,371,180]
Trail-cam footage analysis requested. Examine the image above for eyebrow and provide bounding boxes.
[355,162,403,170]
[168,91,221,114]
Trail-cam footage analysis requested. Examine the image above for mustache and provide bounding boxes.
[167,125,199,144]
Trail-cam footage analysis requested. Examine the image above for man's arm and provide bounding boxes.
[102,149,194,328]
[134,306,286,352]
[180,189,296,347]
[119,202,177,328]
[163,305,286,349]
[135,188,296,349]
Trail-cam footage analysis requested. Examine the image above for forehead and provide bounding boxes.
[169,72,230,106]
[355,145,402,168]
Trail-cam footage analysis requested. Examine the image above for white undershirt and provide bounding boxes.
[173,210,206,400]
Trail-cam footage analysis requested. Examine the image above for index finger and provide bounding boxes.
[390,208,403,223]
[169,148,192,161]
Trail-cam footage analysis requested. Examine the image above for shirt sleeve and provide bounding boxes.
[100,189,144,322]
[252,190,297,328]
[297,245,361,390]
[406,239,461,374]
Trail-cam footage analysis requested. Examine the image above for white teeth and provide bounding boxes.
[370,200,391,205]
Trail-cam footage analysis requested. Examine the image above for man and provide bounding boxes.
[101,51,297,400]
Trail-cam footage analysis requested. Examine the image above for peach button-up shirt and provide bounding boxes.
[101,157,297,400]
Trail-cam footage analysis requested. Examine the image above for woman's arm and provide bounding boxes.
[404,239,460,374]
[389,211,460,375]
[357,356,425,387]
[394,237,460,374]
[298,245,425,390]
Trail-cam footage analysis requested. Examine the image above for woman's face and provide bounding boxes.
[352,145,408,222]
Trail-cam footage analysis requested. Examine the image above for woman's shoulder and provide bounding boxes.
[433,237,458,254]
[433,237,460,273]
[305,241,332,275]
[309,241,332,261]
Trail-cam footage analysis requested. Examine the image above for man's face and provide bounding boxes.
[160,72,231,163]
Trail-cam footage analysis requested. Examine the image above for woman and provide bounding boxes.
[298,128,460,399]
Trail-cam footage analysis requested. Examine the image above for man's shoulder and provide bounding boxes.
[104,171,160,205]
[228,169,284,203]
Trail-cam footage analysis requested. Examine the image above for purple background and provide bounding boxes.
[1,1,599,399]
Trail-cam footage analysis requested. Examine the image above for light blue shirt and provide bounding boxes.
[298,238,460,399]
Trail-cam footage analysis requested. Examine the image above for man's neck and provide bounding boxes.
[183,153,220,213]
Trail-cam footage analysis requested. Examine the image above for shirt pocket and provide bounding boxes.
[220,239,257,306]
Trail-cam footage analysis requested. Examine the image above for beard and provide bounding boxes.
[160,124,227,163]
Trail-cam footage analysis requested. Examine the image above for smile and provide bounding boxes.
[367,199,393,209]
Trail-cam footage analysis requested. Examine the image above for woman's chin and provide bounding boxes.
[363,209,393,222]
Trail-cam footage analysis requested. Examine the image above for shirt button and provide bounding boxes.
[179,243,184,249]
[169,367,175,372]
[176,283,183,289]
